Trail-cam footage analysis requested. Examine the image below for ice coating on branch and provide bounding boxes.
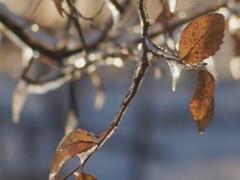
[138,0,149,35]
[98,127,117,149]
[27,74,72,94]
[104,0,120,28]
[145,36,180,61]
[167,60,185,91]
[142,0,149,22]
[147,52,154,65]
[12,80,29,123]
[0,24,33,67]
[77,144,98,165]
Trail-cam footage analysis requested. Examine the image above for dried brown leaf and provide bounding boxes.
[190,70,215,132]
[155,0,172,31]
[49,129,98,180]
[179,13,225,64]
[75,172,97,180]
[53,0,64,17]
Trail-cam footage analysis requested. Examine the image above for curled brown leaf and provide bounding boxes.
[75,172,97,180]
[179,13,225,64]
[190,70,215,132]
[49,129,99,180]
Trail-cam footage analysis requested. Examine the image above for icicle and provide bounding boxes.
[65,110,78,135]
[22,46,33,68]
[104,0,120,28]
[88,71,106,110]
[27,74,72,94]
[12,80,29,123]
[167,60,185,91]
[94,90,106,111]
[168,0,178,13]
[229,56,240,80]
[145,36,180,61]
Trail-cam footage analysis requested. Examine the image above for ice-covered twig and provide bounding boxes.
[0,23,33,67]
[104,0,121,28]
[145,36,180,61]
[26,74,73,94]
[61,1,151,179]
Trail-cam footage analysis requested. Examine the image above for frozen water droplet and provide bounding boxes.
[59,149,62,152]
[200,131,204,135]
[167,60,185,91]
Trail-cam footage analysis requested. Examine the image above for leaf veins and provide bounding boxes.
[190,70,215,132]
[179,13,225,64]
[49,129,99,180]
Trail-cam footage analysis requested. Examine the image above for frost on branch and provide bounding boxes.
[190,70,215,133]
[179,13,225,64]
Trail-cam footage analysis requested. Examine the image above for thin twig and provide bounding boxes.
[62,0,151,179]
[66,0,87,50]
[69,82,79,117]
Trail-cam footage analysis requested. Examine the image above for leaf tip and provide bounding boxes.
[53,0,64,17]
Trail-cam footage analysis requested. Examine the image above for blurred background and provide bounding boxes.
[0,0,240,180]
